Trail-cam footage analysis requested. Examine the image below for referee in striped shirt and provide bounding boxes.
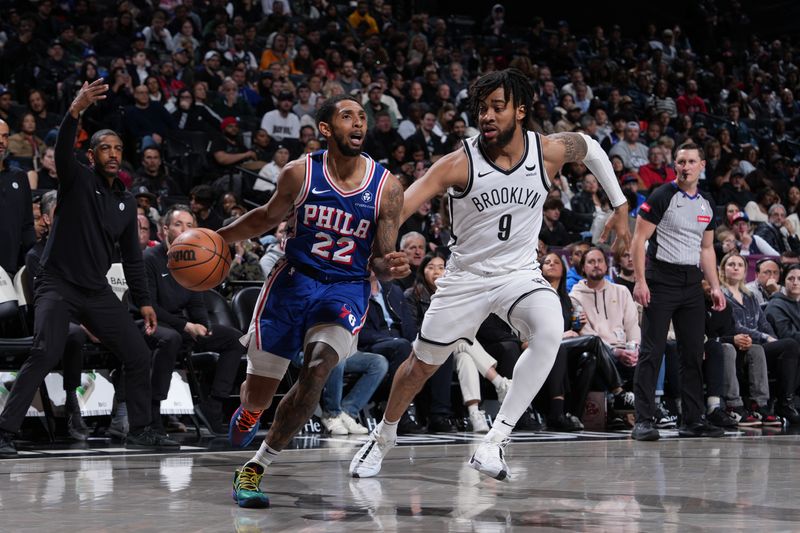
[630,143,727,440]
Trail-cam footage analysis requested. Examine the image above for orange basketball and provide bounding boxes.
[167,228,232,291]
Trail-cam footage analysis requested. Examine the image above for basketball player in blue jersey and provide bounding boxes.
[350,69,631,481]
[217,94,409,508]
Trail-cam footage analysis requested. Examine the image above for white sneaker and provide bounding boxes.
[468,438,511,481]
[469,410,490,433]
[339,412,369,435]
[321,415,348,435]
[349,429,395,478]
[495,378,512,404]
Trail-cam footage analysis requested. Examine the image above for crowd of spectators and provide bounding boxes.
[2,0,800,440]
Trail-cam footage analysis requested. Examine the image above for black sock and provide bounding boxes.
[550,398,564,420]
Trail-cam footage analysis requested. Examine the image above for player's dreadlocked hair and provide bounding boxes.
[467,68,535,128]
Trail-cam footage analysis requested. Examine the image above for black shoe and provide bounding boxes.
[515,409,544,431]
[612,391,635,412]
[397,411,425,435]
[547,413,584,432]
[0,431,17,456]
[67,412,90,441]
[126,427,181,450]
[427,415,458,433]
[631,420,660,441]
[195,398,227,435]
[706,407,738,429]
[678,420,725,438]
[775,399,800,425]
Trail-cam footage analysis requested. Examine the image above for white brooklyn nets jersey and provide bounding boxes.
[448,130,550,275]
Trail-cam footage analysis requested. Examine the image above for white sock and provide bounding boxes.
[489,342,556,442]
[491,375,504,388]
[377,417,398,442]
[706,396,721,414]
[250,441,280,469]
[467,404,479,415]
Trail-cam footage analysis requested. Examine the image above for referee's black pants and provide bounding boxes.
[634,272,706,425]
[0,274,152,434]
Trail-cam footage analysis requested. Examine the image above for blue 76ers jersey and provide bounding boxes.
[285,150,390,280]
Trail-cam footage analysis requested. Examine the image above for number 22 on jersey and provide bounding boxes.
[311,232,356,265]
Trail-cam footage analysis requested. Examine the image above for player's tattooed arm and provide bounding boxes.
[372,176,411,280]
[548,132,588,162]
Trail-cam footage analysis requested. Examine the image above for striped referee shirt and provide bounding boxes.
[639,182,716,266]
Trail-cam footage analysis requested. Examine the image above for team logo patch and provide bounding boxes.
[640,202,651,213]
[361,191,372,203]
[339,304,356,327]
[697,215,712,223]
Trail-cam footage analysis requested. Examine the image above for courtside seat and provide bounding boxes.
[231,286,260,332]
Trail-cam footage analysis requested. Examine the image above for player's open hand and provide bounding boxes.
[383,251,411,279]
[70,78,109,117]
[601,203,632,252]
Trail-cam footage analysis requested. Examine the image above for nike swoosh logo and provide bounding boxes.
[312,187,331,194]
[95,190,101,195]
[477,171,493,178]
[525,164,536,171]
[162,273,170,277]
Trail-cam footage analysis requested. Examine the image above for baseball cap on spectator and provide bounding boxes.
[278,91,294,101]
[133,32,145,41]
[134,186,158,204]
[49,39,62,47]
[204,51,220,61]
[620,95,633,104]
[82,48,97,59]
[622,174,638,184]
[0,86,9,97]
[663,29,674,37]
[220,116,238,130]
[728,211,749,225]
[367,82,382,93]
[625,121,640,130]
[173,47,188,54]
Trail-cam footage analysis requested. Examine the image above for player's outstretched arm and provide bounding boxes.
[218,158,305,244]
[543,132,630,249]
[56,78,110,189]
[372,174,411,280]
[401,149,469,223]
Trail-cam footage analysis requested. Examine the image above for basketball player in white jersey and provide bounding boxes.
[350,69,630,481]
